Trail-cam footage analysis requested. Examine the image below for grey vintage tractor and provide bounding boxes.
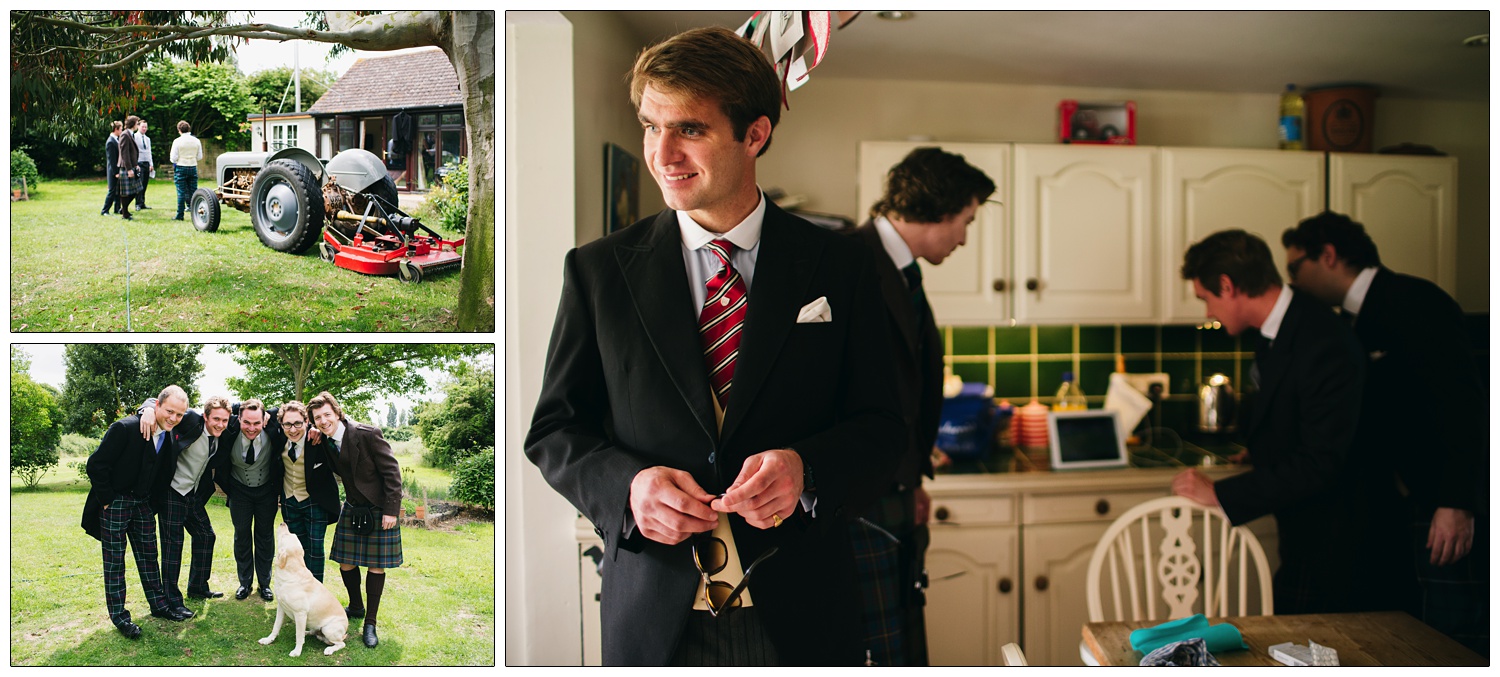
[188,147,462,282]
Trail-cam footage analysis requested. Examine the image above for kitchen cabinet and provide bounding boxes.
[856,141,1012,324]
[1012,144,1159,323]
[924,492,1020,665]
[1328,153,1458,297]
[1160,148,1326,323]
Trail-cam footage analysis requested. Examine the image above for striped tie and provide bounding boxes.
[699,239,748,408]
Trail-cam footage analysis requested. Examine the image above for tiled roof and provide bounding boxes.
[307,47,462,115]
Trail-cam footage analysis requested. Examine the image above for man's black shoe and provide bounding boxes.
[115,620,142,639]
[362,623,378,648]
[173,216,184,221]
[236,585,251,600]
[100,210,109,216]
[122,214,133,221]
[174,605,196,619]
[345,605,365,619]
[150,606,190,622]
[259,588,274,602]
[187,589,223,600]
[138,205,152,210]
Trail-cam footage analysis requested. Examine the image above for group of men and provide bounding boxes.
[82,386,405,649]
[524,25,1486,666]
[102,117,204,221]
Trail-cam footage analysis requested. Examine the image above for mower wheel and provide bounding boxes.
[318,240,337,264]
[250,159,324,254]
[398,260,422,284]
[190,188,220,232]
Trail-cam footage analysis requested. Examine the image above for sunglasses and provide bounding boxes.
[692,535,778,617]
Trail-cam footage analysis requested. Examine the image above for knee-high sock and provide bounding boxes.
[341,567,363,610]
[365,572,386,626]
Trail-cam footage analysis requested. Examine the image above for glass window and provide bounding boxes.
[419,131,437,190]
[440,130,462,170]
[272,125,284,150]
[441,112,462,126]
[320,132,333,159]
[418,114,437,127]
[338,118,356,152]
[319,118,334,130]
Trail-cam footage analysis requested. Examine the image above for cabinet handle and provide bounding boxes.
[992,279,1007,292]
[1026,278,1039,291]
[1095,499,1111,515]
[998,577,1013,594]
[934,506,950,522]
[1035,575,1050,591]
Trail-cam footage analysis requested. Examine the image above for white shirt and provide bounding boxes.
[135,131,152,165]
[1258,284,1295,344]
[170,133,203,167]
[872,214,918,271]
[1341,266,1379,318]
[678,192,766,316]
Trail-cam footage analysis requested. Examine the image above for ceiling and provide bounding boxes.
[613,10,1490,102]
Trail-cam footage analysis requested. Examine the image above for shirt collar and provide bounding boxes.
[872,215,917,270]
[1342,266,1379,317]
[1259,284,1294,342]
[677,191,766,253]
[332,421,346,446]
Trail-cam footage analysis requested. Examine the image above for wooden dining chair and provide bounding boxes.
[1001,642,1028,666]
[1079,496,1274,665]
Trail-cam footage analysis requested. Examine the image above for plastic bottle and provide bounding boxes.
[1278,84,1305,151]
[1053,372,1088,411]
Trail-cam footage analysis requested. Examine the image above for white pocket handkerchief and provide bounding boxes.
[796,296,832,323]
[1369,350,1386,361]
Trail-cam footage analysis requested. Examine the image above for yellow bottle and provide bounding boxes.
[1278,83,1305,151]
[1053,372,1088,411]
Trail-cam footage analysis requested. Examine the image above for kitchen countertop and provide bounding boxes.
[937,427,1246,476]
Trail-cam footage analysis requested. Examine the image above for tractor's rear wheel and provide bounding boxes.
[190,188,220,232]
[250,159,324,254]
[365,175,401,213]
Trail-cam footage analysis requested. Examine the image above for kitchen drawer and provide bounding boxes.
[1021,489,1165,525]
[929,494,1017,527]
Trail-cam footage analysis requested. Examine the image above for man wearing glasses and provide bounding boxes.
[526,27,904,665]
[275,401,341,583]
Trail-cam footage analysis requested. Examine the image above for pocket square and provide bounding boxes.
[313,463,323,469]
[1369,350,1386,361]
[796,296,832,323]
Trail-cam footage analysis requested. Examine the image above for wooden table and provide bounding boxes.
[1083,611,1486,666]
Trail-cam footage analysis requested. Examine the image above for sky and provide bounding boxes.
[16,344,461,425]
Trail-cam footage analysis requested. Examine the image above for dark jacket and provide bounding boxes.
[82,414,164,541]
[148,409,215,511]
[330,419,402,517]
[105,134,120,176]
[525,200,905,665]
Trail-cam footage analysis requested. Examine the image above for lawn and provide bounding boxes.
[10,179,469,332]
[11,450,496,666]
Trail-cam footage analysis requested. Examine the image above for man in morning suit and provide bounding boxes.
[150,394,232,610]
[1170,229,1387,614]
[848,147,995,666]
[1282,212,1487,653]
[526,27,905,666]
[82,385,193,639]
[101,120,123,215]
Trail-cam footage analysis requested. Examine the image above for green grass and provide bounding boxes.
[11,455,495,666]
[11,179,469,332]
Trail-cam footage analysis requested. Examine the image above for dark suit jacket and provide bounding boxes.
[850,222,940,495]
[215,404,288,501]
[81,414,162,541]
[525,201,906,665]
[331,419,402,517]
[105,135,119,178]
[1354,268,1486,517]
[1215,289,1394,613]
[148,409,215,511]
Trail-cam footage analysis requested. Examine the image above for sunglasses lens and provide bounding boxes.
[694,537,727,576]
[705,580,739,613]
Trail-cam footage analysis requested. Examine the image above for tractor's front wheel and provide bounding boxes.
[190,188,220,232]
[250,159,324,254]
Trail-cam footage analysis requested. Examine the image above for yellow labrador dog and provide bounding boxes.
[259,522,348,656]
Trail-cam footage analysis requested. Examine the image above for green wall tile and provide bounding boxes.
[950,327,989,356]
[1038,326,1074,354]
[1037,360,1073,398]
[993,362,1033,399]
[994,326,1032,355]
[1121,325,1158,354]
[1161,358,1196,395]
[1079,326,1116,354]
[1124,357,1158,375]
[1201,327,1237,353]
[1078,359,1114,398]
[951,361,989,386]
[1161,326,1197,353]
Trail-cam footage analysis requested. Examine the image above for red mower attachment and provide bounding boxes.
[319,230,464,284]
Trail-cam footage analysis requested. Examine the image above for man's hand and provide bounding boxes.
[382,515,398,530]
[1427,507,1474,566]
[1171,468,1220,508]
[308,428,323,444]
[139,407,157,439]
[711,449,803,530]
[914,485,931,526]
[629,466,718,545]
[1227,449,1250,464]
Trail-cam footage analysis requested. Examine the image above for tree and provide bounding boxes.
[416,362,495,469]
[222,344,489,422]
[59,344,204,436]
[13,367,65,490]
[449,446,495,510]
[13,11,496,331]
[139,60,257,149]
[12,346,33,374]
[386,402,398,428]
[245,65,334,114]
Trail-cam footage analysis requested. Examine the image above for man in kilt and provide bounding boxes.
[310,391,403,649]
[81,385,195,638]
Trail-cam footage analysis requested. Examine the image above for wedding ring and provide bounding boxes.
[771,513,782,528]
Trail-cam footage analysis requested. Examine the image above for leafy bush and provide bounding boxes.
[384,426,414,442]
[419,157,469,234]
[71,461,89,482]
[448,447,494,510]
[418,366,495,470]
[12,372,62,489]
[12,149,41,191]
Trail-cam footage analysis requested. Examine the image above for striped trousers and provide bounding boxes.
[158,489,216,606]
[100,496,169,624]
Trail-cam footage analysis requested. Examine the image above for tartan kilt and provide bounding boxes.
[116,169,142,197]
[329,506,403,569]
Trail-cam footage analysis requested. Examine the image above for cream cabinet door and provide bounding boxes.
[1328,154,1458,296]
[1020,521,1110,666]
[924,524,1020,666]
[1012,145,1157,323]
[857,141,1011,325]
[1161,148,1325,323]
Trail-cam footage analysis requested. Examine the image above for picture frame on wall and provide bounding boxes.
[604,143,640,236]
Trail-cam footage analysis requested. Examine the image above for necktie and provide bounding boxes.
[288,441,299,462]
[329,437,340,459]
[902,260,929,325]
[699,239,748,408]
[155,431,166,454]
[245,439,255,465]
[1339,307,1356,326]
[208,437,217,457]
[1250,334,1271,389]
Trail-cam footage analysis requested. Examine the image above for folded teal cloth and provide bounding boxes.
[1129,614,1248,655]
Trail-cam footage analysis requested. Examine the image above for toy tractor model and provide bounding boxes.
[189,147,463,283]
